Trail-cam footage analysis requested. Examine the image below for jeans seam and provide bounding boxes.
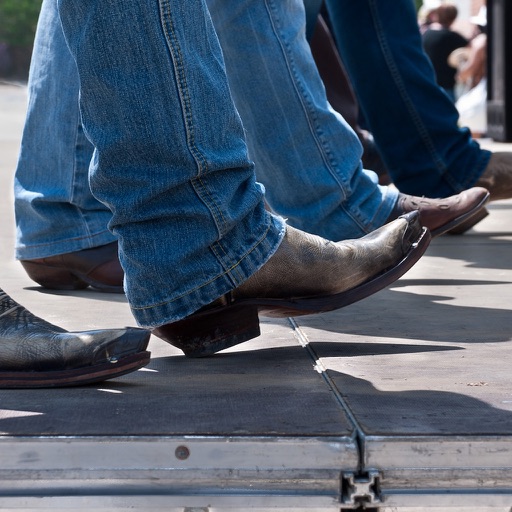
[131,220,276,312]
[192,175,228,237]
[158,0,207,175]
[70,115,96,242]
[210,241,244,284]
[265,0,346,196]
[159,0,228,236]
[15,229,114,250]
[264,0,368,234]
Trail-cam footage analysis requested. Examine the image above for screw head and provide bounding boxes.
[175,445,190,460]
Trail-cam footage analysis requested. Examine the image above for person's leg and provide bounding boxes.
[206,0,489,241]
[207,0,397,241]
[56,0,429,356]
[15,0,478,306]
[14,0,124,293]
[56,0,285,327]
[14,0,113,261]
[324,0,491,198]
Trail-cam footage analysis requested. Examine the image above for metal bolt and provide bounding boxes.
[175,445,190,460]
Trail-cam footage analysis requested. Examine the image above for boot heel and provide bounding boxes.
[153,304,260,357]
[20,261,89,290]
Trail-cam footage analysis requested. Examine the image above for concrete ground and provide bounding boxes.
[1,82,512,510]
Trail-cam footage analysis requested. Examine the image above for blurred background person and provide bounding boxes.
[422,3,469,101]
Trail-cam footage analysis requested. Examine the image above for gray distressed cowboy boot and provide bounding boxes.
[154,212,430,357]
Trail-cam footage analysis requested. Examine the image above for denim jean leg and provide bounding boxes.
[14,0,115,261]
[207,0,397,241]
[325,0,491,197]
[57,0,285,327]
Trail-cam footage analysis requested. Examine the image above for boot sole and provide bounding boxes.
[155,227,431,357]
[431,192,490,237]
[0,351,151,388]
[446,206,489,235]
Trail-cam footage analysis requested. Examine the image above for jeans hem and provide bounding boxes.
[132,214,286,328]
[15,230,117,260]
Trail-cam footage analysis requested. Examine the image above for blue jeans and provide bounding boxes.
[14,0,112,260]
[53,0,285,327]
[322,0,491,197]
[206,0,396,240]
[15,0,397,264]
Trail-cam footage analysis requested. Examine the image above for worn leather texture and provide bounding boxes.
[0,288,149,371]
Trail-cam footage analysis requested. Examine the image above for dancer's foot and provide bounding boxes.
[388,187,490,237]
[0,288,150,388]
[154,212,429,357]
[20,242,124,293]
